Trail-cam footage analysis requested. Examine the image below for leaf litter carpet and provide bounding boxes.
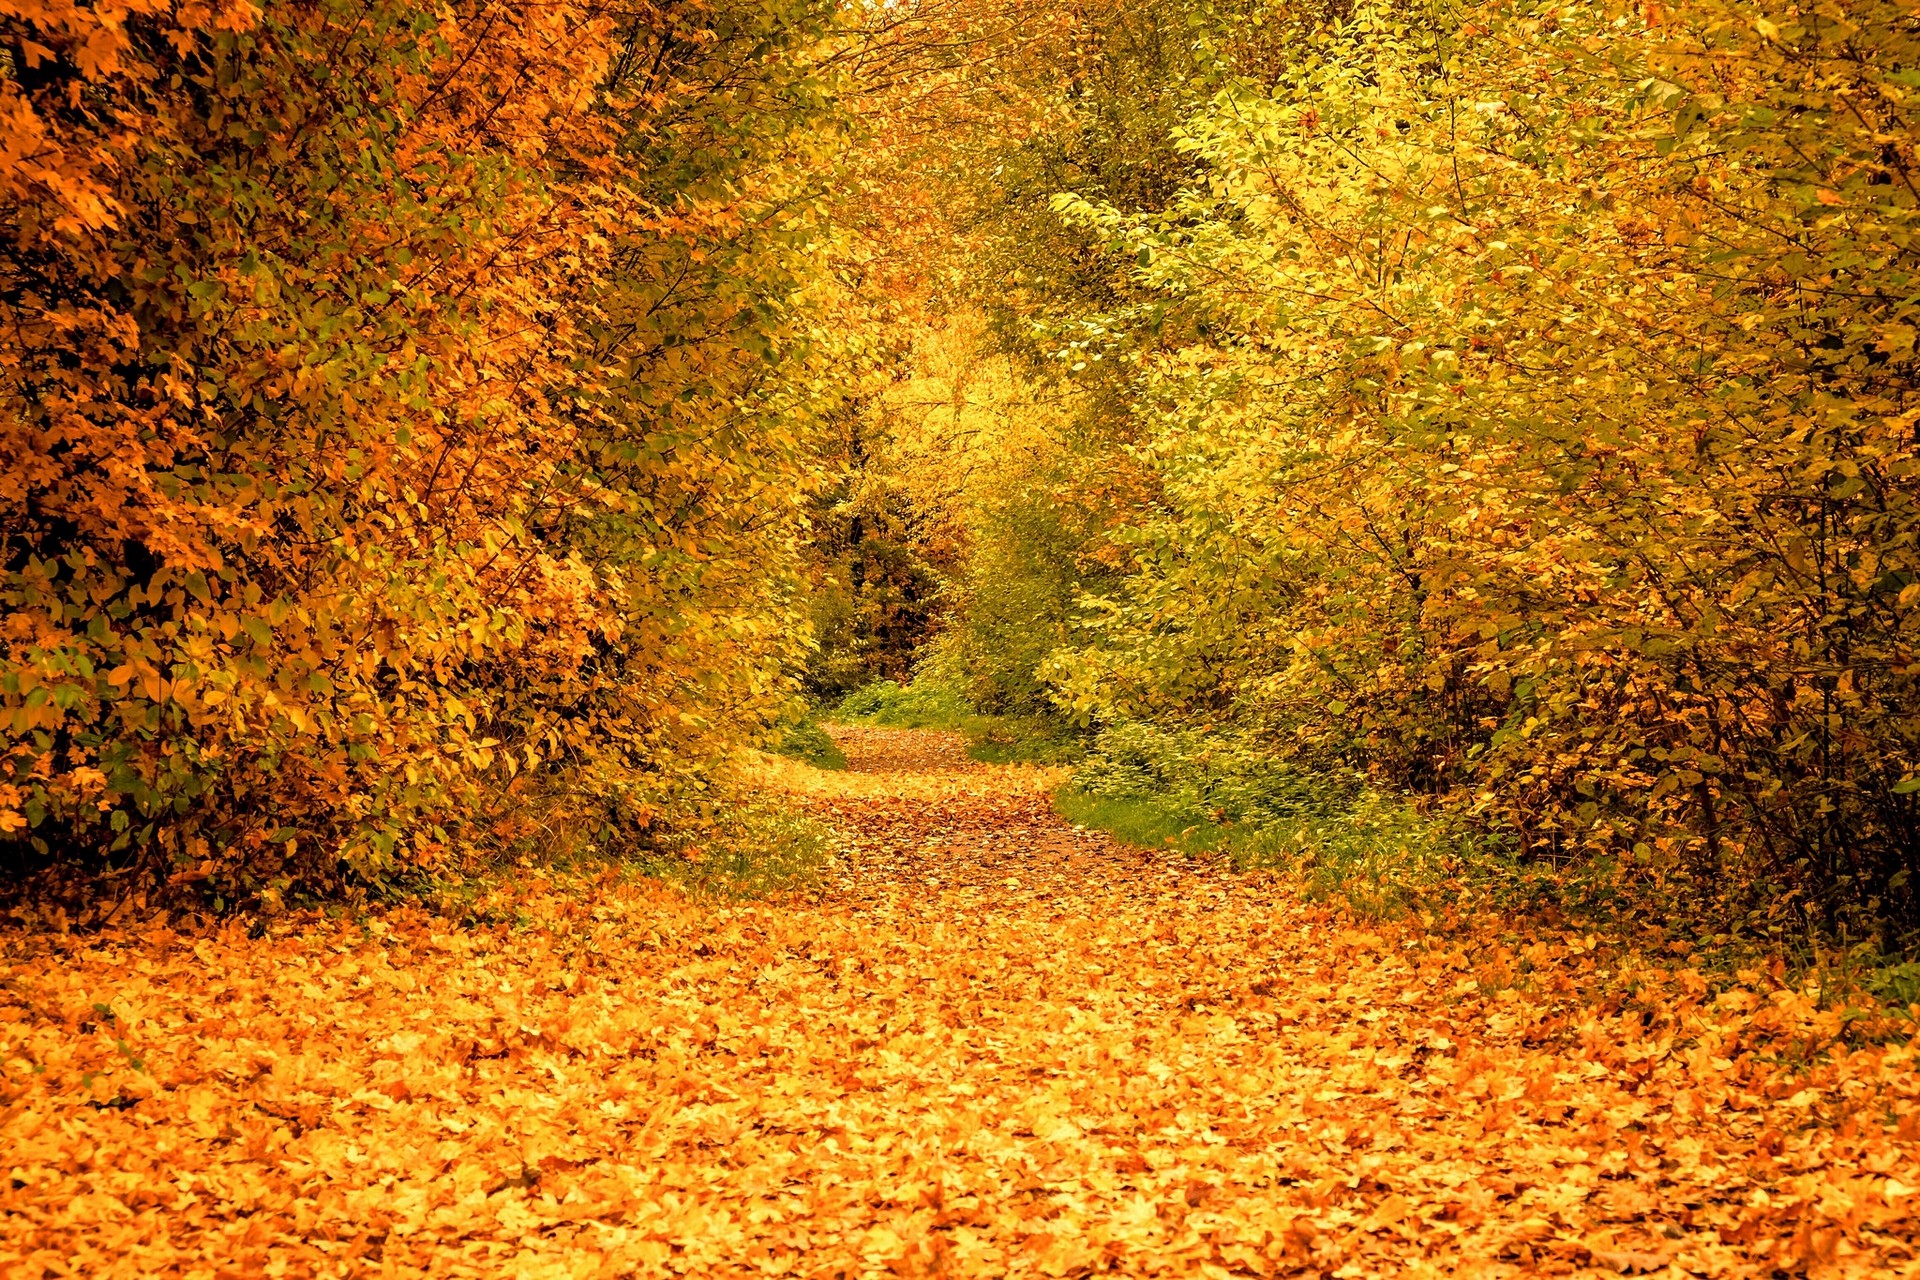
[4,729,1920,1278]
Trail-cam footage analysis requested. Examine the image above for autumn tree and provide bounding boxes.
[996,0,1920,941]
[0,0,855,901]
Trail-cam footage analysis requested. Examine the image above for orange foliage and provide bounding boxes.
[3,731,1916,1275]
[1,0,845,896]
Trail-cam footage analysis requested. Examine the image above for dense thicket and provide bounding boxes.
[1,0,849,901]
[17,0,1920,947]
[941,0,1920,942]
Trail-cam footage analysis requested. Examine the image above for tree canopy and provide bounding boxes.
[8,0,1920,948]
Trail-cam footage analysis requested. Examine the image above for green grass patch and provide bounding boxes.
[966,714,1083,765]
[831,678,1084,766]
[771,716,846,770]
[1054,787,1228,856]
[1055,782,1510,921]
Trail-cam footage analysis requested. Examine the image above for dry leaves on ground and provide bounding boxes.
[2,727,1918,1277]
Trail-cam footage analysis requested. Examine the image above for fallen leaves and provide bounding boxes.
[1,728,1917,1276]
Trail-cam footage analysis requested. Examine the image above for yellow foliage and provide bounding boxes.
[1042,0,1920,934]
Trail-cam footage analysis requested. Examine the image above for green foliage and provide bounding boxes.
[942,475,1094,718]
[1065,720,1476,917]
[1075,721,1363,828]
[1232,799,1510,923]
[1865,959,1920,1013]
[833,677,973,728]
[965,722,1085,767]
[1053,788,1229,857]
[800,414,958,700]
[1055,783,1494,921]
[832,665,1083,764]
[772,717,848,771]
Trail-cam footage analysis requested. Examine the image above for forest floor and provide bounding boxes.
[4,728,1920,1277]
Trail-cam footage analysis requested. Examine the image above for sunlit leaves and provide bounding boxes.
[0,0,850,896]
[3,731,1915,1274]
[1039,0,1920,938]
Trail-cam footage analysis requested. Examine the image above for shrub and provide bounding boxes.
[1041,0,1920,945]
[832,662,1084,764]
[0,0,844,901]
[832,674,973,729]
[772,718,848,771]
[1073,721,1362,828]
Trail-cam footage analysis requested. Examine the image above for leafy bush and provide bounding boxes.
[1036,0,1920,946]
[772,718,848,771]
[1073,721,1362,828]
[0,0,847,901]
[1065,718,1550,920]
[833,665,1084,764]
[941,485,1092,717]
[966,720,1085,766]
[1055,782,1500,921]
[1053,788,1230,857]
[832,666,974,729]
[801,462,957,701]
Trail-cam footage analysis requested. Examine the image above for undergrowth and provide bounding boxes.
[1061,719,1920,1025]
[628,802,832,900]
[1052,785,1502,921]
[772,715,847,770]
[440,798,832,916]
[831,676,1083,765]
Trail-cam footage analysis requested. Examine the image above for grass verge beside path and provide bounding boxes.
[1057,784,1920,1031]
[772,716,847,770]
[1053,785,1489,920]
[829,678,1082,765]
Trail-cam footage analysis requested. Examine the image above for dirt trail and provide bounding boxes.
[3,730,1918,1277]
[796,726,1205,908]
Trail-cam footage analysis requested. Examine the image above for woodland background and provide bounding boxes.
[8,0,1920,959]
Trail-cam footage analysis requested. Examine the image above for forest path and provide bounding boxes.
[4,730,1916,1277]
